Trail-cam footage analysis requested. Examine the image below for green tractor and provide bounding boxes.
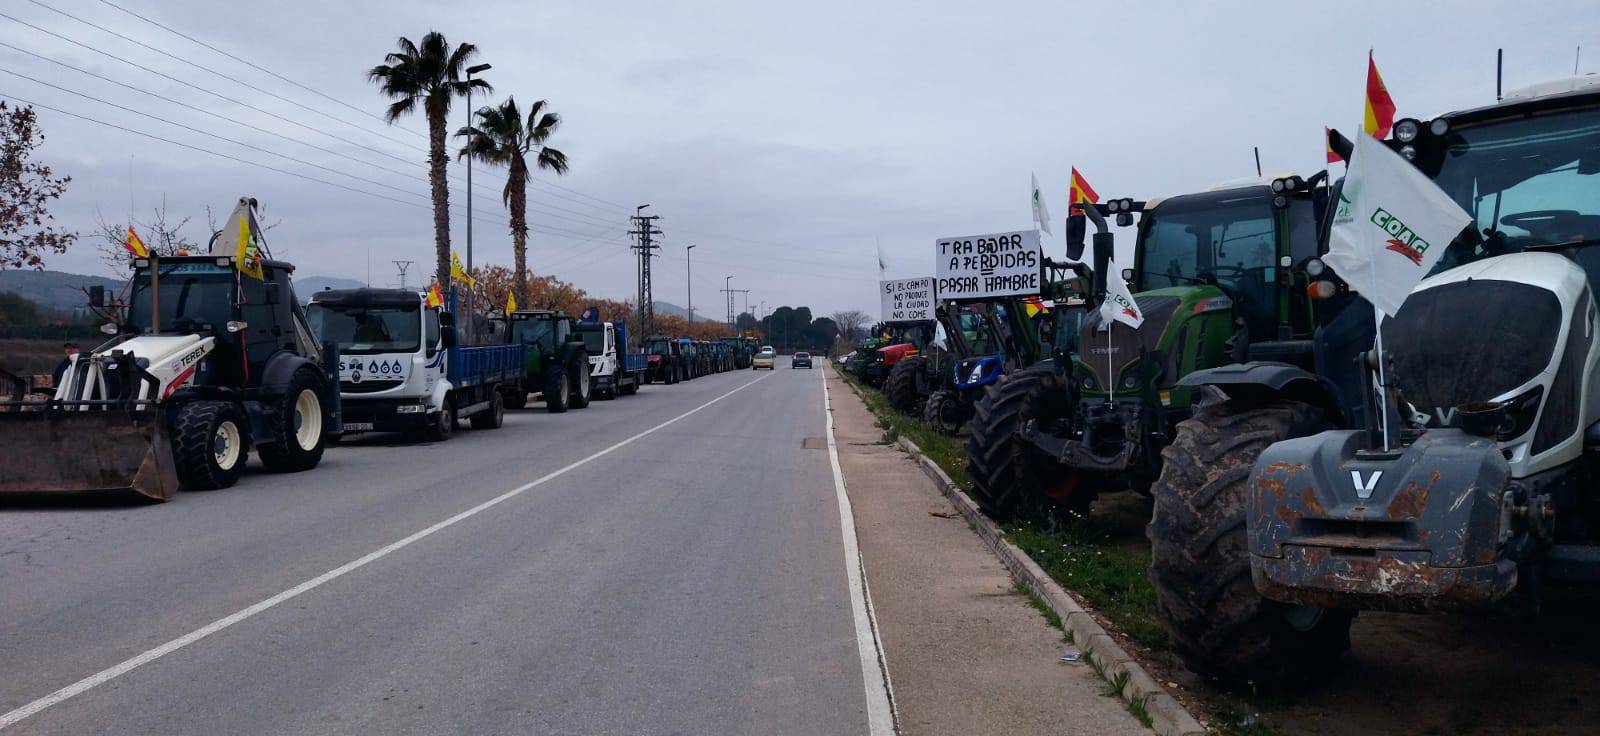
[967,173,1335,518]
[492,309,593,413]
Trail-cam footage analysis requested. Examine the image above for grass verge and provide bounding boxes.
[836,365,1284,735]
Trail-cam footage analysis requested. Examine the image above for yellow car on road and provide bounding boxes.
[752,346,776,370]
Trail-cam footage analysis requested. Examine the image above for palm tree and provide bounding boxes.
[457,97,569,303]
[368,32,490,287]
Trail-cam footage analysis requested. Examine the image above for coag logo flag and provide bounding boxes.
[1099,259,1143,329]
[1323,133,1471,316]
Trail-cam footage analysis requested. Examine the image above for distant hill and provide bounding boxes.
[0,270,122,315]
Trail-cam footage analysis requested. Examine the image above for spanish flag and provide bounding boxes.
[1069,167,1099,215]
[123,226,149,258]
[505,290,517,314]
[1363,51,1396,139]
[1022,295,1046,318]
[426,281,443,309]
[1325,127,1343,164]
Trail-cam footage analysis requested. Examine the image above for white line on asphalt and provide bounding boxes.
[0,372,775,731]
[821,368,899,736]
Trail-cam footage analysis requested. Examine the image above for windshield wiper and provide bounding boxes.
[1526,238,1600,252]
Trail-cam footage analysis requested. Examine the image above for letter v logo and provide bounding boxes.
[1351,470,1383,499]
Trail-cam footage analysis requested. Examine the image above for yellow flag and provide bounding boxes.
[450,251,475,287]
[505,291,518,314]
[235,205,264,280]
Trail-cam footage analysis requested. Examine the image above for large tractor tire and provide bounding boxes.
[470,391,505,430]
[1147,399,1353,686]
[172,400,248,490]
[967,364,1096,520]
[544,369,570,413]
[923,389,965,435]
[883,356,927,414]
[259,367,327,473]
[569,352,593,409]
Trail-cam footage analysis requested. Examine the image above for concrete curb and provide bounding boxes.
[891,435,1207,736]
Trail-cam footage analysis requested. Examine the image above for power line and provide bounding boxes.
[83,0,635,217]
[0,41,437,193]
[0,66,439,205]
[94,0,428,141]
[0,11,427,176]
[0,91,621,243]
[0,40,625,233]
[28,0,421,151]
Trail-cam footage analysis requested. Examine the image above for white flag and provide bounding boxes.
[1323,132,1472,316]
[1031,172,1053,235]
[1099,260,1144,329]
[932,319,949,351]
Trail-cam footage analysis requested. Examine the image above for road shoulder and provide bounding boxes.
[823,365,1149,736]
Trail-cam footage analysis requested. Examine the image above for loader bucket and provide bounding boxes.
[0,406,179,502]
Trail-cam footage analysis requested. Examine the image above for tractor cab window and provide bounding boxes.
[646,338,670,356]
[1137,194,1279,338]
[511,318,556,352]
[957,312,991,354]
[1427,105,1600,284]
[1052,305,1087,358]
[305,303,421,355]
[127,262,236,335]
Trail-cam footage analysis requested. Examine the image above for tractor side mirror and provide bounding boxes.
[440,325,457,350]
[89,285,106,308]
[264,283,282,305]
[1065,214,1086,261]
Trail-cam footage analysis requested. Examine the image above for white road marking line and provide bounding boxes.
[821,368,899,735]
[0,372,775,731]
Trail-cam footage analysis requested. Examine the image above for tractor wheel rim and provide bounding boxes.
[1282,604,1324,632]
[579,367,590,397]
[293,389,322,450]
[213,419,242,470]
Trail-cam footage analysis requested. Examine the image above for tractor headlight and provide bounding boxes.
[100,322,119,335]
[226,320,249,333]
[1399,145,1417,160]
[1428,118,1450,137]
[1394,118,1421,143]
[1305,258,1326,277]
[968,364,985,384]
[1121,373,1139,390]
[1080,374,1095,390]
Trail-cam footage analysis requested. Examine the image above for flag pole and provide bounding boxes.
[1374,304,1390,451]
[1105,322,1114,403]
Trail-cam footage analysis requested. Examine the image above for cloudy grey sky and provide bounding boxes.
[5,0,1598,318]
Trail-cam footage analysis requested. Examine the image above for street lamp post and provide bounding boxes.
[464,62,491,339]
[686,244,696,331]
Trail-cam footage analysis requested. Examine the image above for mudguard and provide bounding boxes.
[1249,428,1517,612]
[1179,362,1345,420]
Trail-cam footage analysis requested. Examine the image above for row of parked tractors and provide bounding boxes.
[642,335,760,384]
[0,196,761,509]
[845,77,1600,689]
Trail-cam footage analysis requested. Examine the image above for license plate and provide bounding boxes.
[342,422,374,432]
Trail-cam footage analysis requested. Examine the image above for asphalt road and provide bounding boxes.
[0,363,872,735]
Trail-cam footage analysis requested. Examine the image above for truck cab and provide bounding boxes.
[576,320,646,399]
[309,288,519,440]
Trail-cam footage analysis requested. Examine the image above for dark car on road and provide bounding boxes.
[791,351,813,369]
